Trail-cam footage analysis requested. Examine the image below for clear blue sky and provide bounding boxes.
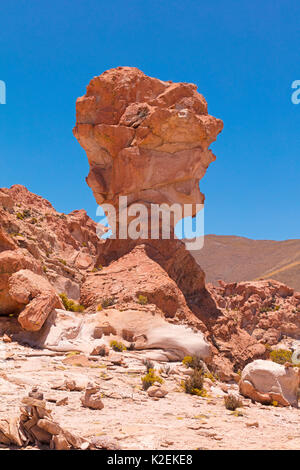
[0,0,299,240]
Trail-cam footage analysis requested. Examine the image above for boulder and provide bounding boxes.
[81,383,104,410]
[239,359,300,407]
[147,385,168,398]
[9,269,64,331]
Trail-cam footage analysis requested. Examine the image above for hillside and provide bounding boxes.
[193,235,300,291]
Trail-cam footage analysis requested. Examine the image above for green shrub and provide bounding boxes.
[141,368,163,390]
[110,340,127,352]
[269,349,292,365]
[59,258,67,266]
[182,369,206,397]
[137,294,148,305]
[59,293,85,313]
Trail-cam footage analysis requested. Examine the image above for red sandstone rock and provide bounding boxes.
[9,269,63,331]
[74,66,223,215]
[0,184,104,300]
[75,67,223,329]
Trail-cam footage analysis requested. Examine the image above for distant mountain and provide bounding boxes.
[193,235,300,292]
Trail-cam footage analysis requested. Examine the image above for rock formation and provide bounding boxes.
[0,185,104,301]
[239,359,300,407]
[74,67,223,333]
[0,184,105,330]
[73,66,223,213]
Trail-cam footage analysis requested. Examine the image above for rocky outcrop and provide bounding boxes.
[239,360,300,407]
[74,67,224,346]
[73,66,223,213]
[0,184,104,301]
[74,66,223,301]
[0,248,42,315]
[209,280,300,344]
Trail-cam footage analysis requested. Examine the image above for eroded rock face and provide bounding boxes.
[73,66,223,216]
[0,184,104,301]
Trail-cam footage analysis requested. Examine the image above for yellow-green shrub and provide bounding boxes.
[110,340,127,352]
[137,294,148,305]
[59,293,85,313]
[182,369,206,396]
[182,355,203,370]
[141,368,163,390]
[269,349,292,365]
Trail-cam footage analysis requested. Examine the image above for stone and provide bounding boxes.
[81,383,104,410]
[8,269,64,331]
[91,344,109,356]
[51,433,71,450]
[0,415,24,447]
[2,333,11,343]
[28,387,44,400]
[56,397,68,406]
[239,359,300,407]
[147,385,168,398]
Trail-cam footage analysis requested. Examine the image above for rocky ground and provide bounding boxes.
[1,339,300,450]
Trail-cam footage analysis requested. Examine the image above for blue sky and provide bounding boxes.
[0,0,299,240]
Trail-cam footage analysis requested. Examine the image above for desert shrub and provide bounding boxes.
[203,371,216,383]
[101,297,115,308]
[59,293,85,313]
[269,349,292,365]
[137,294,148,305]
[160,364,171,376]
[182,355,204,370]
[16,209,31,220]
[43,266,47,273]
[141,368,163,390]
[110,340,127,352]
[182,369,206,397]
[97,304,103,312]
[59,258,67,266]
[92,265,103,273]
[143,358,154,373]
[224,393,243,411]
